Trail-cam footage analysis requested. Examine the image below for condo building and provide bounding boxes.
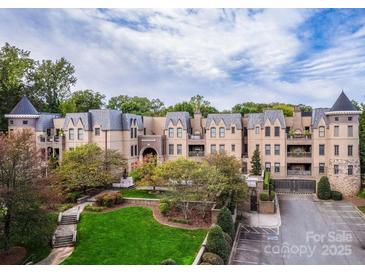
[5,91,361,197]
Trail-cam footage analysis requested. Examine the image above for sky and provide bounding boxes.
[0,8,365,110]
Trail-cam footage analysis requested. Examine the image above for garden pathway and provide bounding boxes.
[37,202,91,265]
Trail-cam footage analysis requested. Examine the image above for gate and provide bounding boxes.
[273,179,316,193]
[250,190,257,211]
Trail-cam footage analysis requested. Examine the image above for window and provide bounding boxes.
[319,144,325,156]
[265,144,271,155]
[243,127,247,136]
[10,120,13,125]
[47,128,52,136]
[211,127,216,138]
[130,146,134,156]
[23,120,28,125]
[335,117,339,121]
[348,165,353,176]
[256,144,260,151]
[134,128,137,138]
[274,163,280,173]
[78,128,84,140]
[69,128,74,140]
[334,165,339,175]
[348,145,353,156]
[134,145,138,156]
[168,128,174,138]
[334,126,339,137]
[274,127,280,137]
[255,126,260,134]
[144,128,146,135]
[348,125,353,137]
[177,144,182,155]
[231,127,235,134]
[219,127,225,138]
[348,116,353,121]
[177,128,182,138]
[319,126,325,137]
[69,147,74,151]
[334,145,339,156]
[95,128,100,136]
[211,144,216,153]
[319,163,325,174]
[130,128,134,138]
[219,144,225,152]
[231,144,235,152]
[274,144,280,155]
[265,127,270,137]
[169,144,174,155]
[265,162,271,172]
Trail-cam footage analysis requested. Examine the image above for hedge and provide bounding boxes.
[206,225,230,264]
[217,207,235,238]
[331,191,343,201]
[317,176,331,200]
[259,191,275,201]
[202,252,224,265]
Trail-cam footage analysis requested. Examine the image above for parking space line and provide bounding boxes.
[236,247,261,253]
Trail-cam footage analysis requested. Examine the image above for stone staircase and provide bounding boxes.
[59,214,78,225]
[53,234,75,248]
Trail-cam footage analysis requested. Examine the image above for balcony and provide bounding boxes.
[287,170,312,176]
[188,151,205,157]
[287,151,312,157]
[188,134,205,145]
[39,135,64,144]
[287,133,311,139]
[286,133,312,145]
[188,134,203,140]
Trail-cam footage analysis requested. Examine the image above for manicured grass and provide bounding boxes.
[359,206,365,214]
[62,206,207,265]
[121,188,165,199]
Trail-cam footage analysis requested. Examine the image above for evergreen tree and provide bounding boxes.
[250,148,262,175]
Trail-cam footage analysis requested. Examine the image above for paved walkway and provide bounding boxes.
[37,202,90,265]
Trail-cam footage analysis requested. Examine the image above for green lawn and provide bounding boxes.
[359,206,365,214]
[62,206,206,265]
[121,188,166,199]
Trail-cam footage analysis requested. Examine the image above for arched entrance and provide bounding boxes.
[142,147,158,159]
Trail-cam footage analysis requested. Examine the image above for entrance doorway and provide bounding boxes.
[250,189,257,211]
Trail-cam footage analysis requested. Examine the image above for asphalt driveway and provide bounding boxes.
[230,194,365,265]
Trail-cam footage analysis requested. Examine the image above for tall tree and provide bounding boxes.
[352,100,365,177]
[0,43,35,131]
[250,148,262,176]
[165,94,218,117]
[107,95,165,116]
[59,89,105,116]
[56,144,126,194]
[133,155,161,191]
[28,58,77,113]
[0,130,54,252]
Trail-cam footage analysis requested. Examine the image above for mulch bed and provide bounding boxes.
[0,246,27,265]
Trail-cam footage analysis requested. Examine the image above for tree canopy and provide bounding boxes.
[59,89,105,115]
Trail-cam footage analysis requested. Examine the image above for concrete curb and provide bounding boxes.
[192,233,209,265]
[228,222,242,265]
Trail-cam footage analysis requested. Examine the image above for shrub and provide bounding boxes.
[317,176,331,200]
[57,203,73,212]
[160,258,177,265]
[84,205,105,212]
[259,191,275,201]
[264,171,270,190]
[358,188,365,199]
[206,225,230,264]
[65,191,82,203]
[331,191,343,201]
[223,232,232,247]
[159,202,170,216]
[95,191,123,207]
[217,207,234,238]
[202,252,224,265]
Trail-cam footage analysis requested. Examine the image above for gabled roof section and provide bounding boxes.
[121,113,144,131]
[165,112,191,130]
[312,108,330,128]
[247,110,286,129]
[89,109,123,131]
[5,96,39,118]
[63,113,91,130]
[36,113,61,132]
[205,113,242,130]
[329,91,356,112]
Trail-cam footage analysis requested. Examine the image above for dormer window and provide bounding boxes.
[168,128,174,138]
[219,127,225,138]
[177,128,182,138]
[348,117,352,121]
[78,128,84,140]
[255,126,260,134]
[210,127,216,138]
[69,128,74,140]
[231,127,235,134]
[265,126,270,137]
[319,126,325,137]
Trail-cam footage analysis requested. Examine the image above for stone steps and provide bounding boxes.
[59,214,78,225]
[53,235,74,248]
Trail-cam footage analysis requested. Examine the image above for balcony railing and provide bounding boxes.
[287,151,312,157]
[287,134,311,139]
[188,134,204,140]
[188,151,205,157]
[39,135,64,143]
[287,170,312,176]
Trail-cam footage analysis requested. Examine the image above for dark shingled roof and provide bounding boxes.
[205,113,242,130]
[89,109,123,131]
[247,110,286,129]
[311,108,329,128]
[165,112,191,130]
[63,113,92,130]
[330,91,356,112]
[36,113,61,132]
[9,96,39,115]
[121,113,144,131]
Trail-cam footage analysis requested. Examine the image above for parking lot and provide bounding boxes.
[230,194,365,265]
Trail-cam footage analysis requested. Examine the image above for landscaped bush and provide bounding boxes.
[217,207,234,238]
[95,191,123,207]
[259,191,275,201]
[160,258,177,265]
[264,171,270,190]
[65,191,82,203]
[331,191,343,201]
[159,202,170,216]
[223,232,232,247]
[358,188,365,199]
[317,176,331,200]
[206,225,230,264]
[84,205,105,212]
[202,252,224,265]
[57,203,74,212]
